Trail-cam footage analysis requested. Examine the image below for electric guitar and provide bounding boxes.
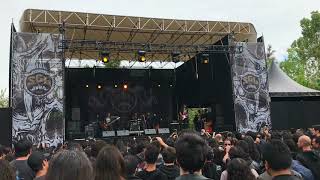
[100,117,120,130]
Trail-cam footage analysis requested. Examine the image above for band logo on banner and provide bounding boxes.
[231,42,271,133]
[11,32,64,146]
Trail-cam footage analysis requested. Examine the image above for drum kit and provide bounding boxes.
[129,118,143,131]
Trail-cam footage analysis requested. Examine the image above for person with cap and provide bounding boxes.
[27,151,49,180]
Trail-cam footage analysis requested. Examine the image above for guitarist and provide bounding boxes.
[101,112,113,130]
[179,105,189,129]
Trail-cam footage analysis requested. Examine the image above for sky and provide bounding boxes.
[0,0,319,92]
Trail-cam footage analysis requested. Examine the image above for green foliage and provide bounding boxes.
[266,44,276,69]
[281,11,320,90]
[104,60,121,68]
[188,108,200,129]
[0,89,8,108]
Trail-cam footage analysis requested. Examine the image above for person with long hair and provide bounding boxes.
[46,150,93,180]
[0,159,15,180]
[95,144,126,180]
[225,158,256,180]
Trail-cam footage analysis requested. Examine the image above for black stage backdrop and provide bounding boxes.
[65,68,175,133]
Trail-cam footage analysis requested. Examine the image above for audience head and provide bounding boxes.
[262,140,292,172]
[65,142,83,151]
[297,135,312,150]
[0,159,15,180]
[175,132,209,174]
[124,155,139,176]
[229,146,250,162]
[0,145,5,159]
[312,136,320,149]
[27,151,49,174]
[144,144,160,164]
[46,150,93,180]
[91,140,107,158]
[313,125,320,135]
[95,145,125,180]
[223,138,232,149]
[14,139,32,158]
[162,146,176,164]
[227,158,256,180]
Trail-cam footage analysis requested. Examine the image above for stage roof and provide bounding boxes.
[19,9,257,61]
[268,61,320,97]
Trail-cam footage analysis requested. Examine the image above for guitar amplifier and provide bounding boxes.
[117,130,130,136]
[144,129,157,135]
[102,131,116,137]
[84,125,95,137]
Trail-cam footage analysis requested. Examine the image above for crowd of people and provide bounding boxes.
[0,126,320,180]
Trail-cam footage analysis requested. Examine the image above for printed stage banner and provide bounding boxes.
[231,42,271,132]
[11,32,64,146]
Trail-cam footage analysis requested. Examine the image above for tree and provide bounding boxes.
[281,11,320,90]
[0,89,8,108]
[266,44,276,69]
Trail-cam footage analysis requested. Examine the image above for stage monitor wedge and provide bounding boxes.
[158,128,170,134]
[144,129,157,135]
[117,130,130,136]
[102,131,116,137]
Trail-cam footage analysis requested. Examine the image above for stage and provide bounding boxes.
[8,9,272,145]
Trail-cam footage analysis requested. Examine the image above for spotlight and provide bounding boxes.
[137,50,146,62]
[171,51,181,63]
[170,84,173,87]
[99,50,110,63]
[158,84,161,87]
[201,54,209,64]
[85,84,89,88]
[97,85,102,89]
[114,84,118,88]
[123,84,128,89]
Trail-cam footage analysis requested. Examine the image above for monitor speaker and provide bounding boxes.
[117,130,130,136]
[144,129,156,135]
[102,131,115,137]
[158,128,170,134]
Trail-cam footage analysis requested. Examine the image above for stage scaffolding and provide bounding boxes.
[20,9,257,61]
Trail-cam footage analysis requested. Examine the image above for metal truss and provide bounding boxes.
[21,9,256,35]
[20,9,251,61]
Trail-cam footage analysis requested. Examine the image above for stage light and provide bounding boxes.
[170,84,173,87]
[158,84,161,87]
[201,54,209,64]
[123,84,128,89]
[171,51,181,63]
[85,84,89,88]
[114,84,118,88]
[97,85,102,89]
[99,50,110,63]
[137,50,146,62]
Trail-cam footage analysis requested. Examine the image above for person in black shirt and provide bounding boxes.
[10,139,35,180]
[296,135,320,179]
[124,155,142,180]
[158,147,179,180]
[261,140,300,180]
[136,144,167,180]
[27,151,49,180]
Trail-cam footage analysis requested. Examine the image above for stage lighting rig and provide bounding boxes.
[99,50,110,63]
[171,51,181,63]
[137,50,146,62]
[201,54,210,64]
